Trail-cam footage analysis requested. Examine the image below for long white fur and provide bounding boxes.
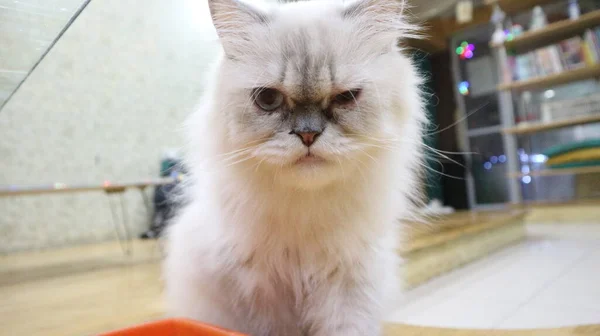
[164,0,425,335]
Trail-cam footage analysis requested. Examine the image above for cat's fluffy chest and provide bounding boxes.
[179,193,382,335]
[213,188,380,283]
[219,238,345,307]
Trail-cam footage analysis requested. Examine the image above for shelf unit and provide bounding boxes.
[494,2,600,204]
[502,10,600,52]
[508,165,600,178]
[502,113,600,134]
[498,63,600,91]
[509,196,600,207]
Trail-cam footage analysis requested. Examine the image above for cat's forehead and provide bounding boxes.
[275,25,337,101]
[250,6,363,100]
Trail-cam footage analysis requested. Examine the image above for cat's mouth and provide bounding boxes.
[295,153,325,165]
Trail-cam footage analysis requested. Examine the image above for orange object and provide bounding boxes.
[100,318,248,336]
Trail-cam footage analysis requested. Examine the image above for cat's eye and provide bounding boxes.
[333,89,361,105]
[254,88,284,112]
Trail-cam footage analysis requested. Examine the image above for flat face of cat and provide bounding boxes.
[208,0,418,189]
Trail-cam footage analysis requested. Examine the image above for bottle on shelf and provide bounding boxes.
[529,6,547,31]
[568,0,581,20]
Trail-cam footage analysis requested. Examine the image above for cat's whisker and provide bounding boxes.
[322,142,347,180]
[353,141,463,180]
[272,161,284,184]
[336,157,346,185]
[354,147,379,165]
[213,138,269,159]
[424,101,489,136]
[222,155,257,169]
[367,139,464,168]
[386,140,468,169]
[215,149,253,161]
[344,133,474,169]
[252,156,268,173]
[347,157,369,186]
[351,153,370,172]
[212,139,274,164]
[412,159,463,180]
[214,147,260,165]
[363,140,466,170]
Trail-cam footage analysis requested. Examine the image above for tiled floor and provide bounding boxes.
[2,224,600,335]
[386,224,600,329]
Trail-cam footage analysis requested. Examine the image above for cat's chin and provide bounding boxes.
[269,156,344,190]
[294,153,327,166]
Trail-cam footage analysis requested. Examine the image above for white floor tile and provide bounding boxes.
[498,303,600,329]
[447,239,590,304]
[527,223,600,241]
[528,249,600,311]
[388,234,600,329]
[401,297,519,329]
[386,243,525,321]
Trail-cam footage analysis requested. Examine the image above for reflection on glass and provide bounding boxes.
[469,133,510,204]
[0,0,86,109]
[454,36,502,130]
[465,94,501,129]
[517,123,600,202]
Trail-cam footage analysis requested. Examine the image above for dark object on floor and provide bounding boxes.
[141,157,186,239]
[140,182,181,239]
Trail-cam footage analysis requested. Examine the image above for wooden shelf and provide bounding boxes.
[0,178,175,197]
[498,64,600,92]
[502,113,600,134]
[496,0,555,15]
[510,197,600,208]
[508,165,600,178]
[503,10,600,53]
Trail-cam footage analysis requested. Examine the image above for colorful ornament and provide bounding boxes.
[456,41,475,60]
[458,81,470,96]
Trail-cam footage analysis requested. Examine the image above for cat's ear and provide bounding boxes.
[208,0,269,56]
[342,0,418,42]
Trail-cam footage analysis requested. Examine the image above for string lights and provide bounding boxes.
[455,41,475,60]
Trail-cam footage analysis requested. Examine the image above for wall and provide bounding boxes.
[0,0,220,253]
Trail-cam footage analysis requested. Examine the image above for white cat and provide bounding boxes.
[164,0,425,335]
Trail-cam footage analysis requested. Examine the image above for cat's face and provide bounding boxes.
[208,0,419,189]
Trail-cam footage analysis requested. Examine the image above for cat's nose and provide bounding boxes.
[293,131,321,147]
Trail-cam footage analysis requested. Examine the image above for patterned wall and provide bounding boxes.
[0,0,219,253]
